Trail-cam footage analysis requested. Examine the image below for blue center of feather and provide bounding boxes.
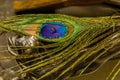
[40,22,68,39]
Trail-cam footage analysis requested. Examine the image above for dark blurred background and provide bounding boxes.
[14,0,120,16]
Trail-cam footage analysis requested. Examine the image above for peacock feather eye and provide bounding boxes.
[1,14,82,42]
[39,22,68,39]
[22,19,77,42]
[38,21,75,41]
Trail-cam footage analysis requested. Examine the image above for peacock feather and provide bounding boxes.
[0,14,120,80]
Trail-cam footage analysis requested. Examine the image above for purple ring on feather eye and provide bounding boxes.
[39,22,68,39]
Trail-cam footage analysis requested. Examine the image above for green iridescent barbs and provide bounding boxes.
[0,14,120,80]
[0,14,116,42]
